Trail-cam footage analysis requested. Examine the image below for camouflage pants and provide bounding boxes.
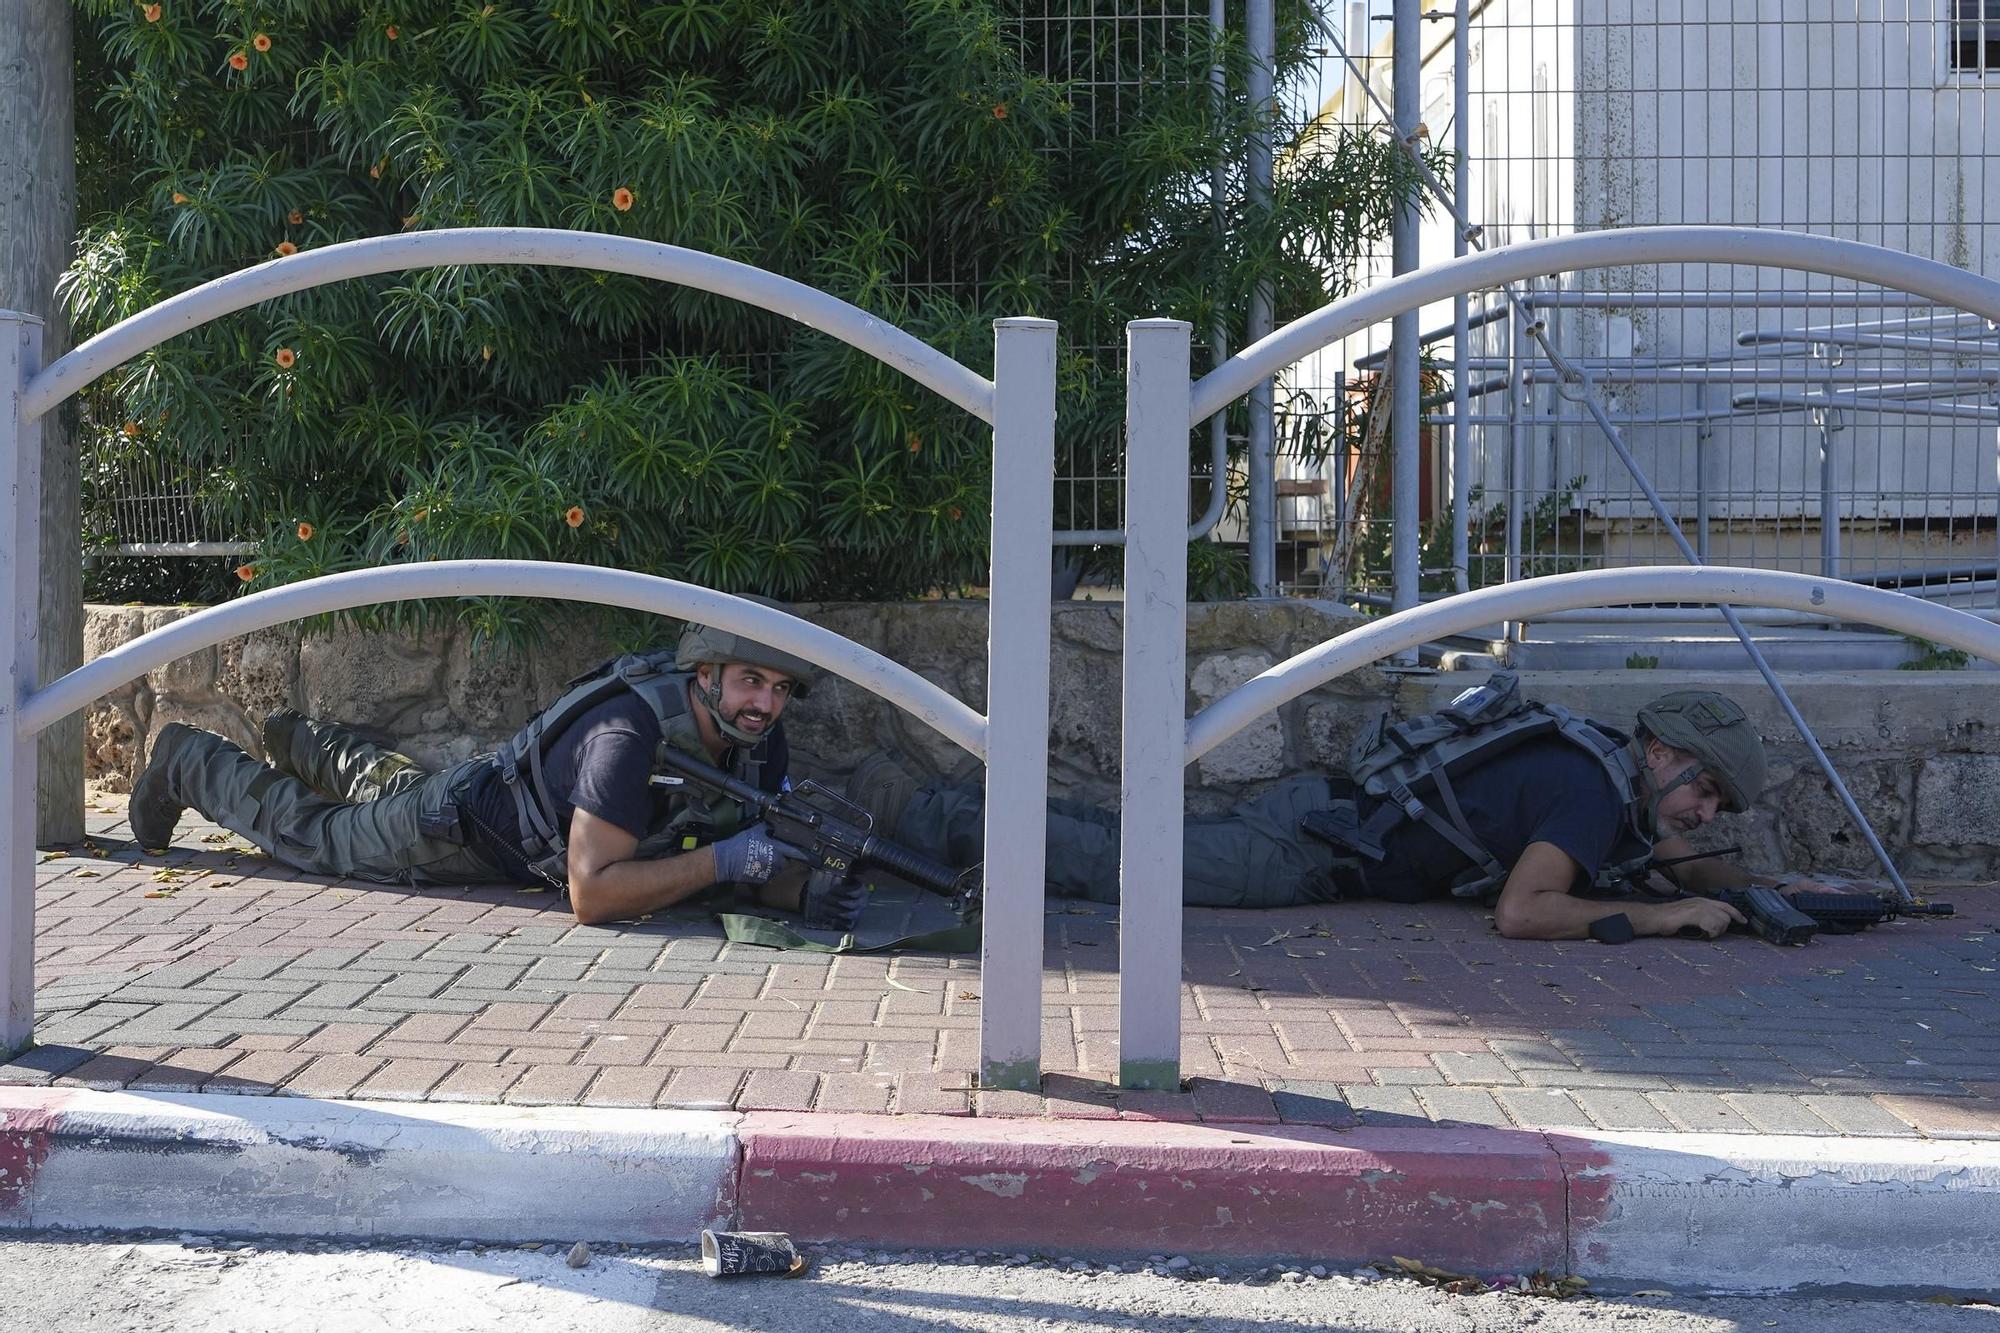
[894,774,1350,908]
[154,718,510,886]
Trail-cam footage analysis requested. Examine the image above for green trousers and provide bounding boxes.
[156,719,511,886]
[895,775,1348,908]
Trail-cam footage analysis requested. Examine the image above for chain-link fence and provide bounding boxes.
[1274,0,2000,618]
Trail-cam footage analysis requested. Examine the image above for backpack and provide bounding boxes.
[1314,671,1652,899]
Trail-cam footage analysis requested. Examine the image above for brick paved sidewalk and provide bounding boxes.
[6,798,1998,1138]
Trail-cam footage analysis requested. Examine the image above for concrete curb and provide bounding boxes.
[5,1088,1997,1292]
[0,1088,739,1242]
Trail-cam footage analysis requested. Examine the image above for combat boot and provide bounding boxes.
[128,722,195,851]
[262,706,305,771]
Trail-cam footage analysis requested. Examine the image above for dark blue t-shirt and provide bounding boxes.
[1362,737,1640,902]
[459,693,668,876]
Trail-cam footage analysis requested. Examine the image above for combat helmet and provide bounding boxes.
[677,616,817,746]
[1634,690,1767,817]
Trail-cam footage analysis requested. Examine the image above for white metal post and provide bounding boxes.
[1246,0,1277,596]
[2,311,44,1055]
[1388,0,1422,660]
[981,317,1057,1091]
[1119,319,1191,1089]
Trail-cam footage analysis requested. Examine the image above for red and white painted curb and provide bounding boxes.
[5,1088,1996,1292]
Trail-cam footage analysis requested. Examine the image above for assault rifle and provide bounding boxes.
[652,746,980,937]
[1636,848,1954,946]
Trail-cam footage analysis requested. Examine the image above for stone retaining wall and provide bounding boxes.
[81,601,2000,878]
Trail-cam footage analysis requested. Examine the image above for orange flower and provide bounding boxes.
[611,186,635,212]
[906,432,922,454]
[252,32,271,51]
[275,240,297,256]
[170,191,189,204]
[296,521,315,541]
[992,103,1008,119]
[384,23,399,38]
[273,347,296,369]
[228,50,248,70]
[564,505,586,529]
[412,507,429,523]
[948,505,963,521]
[121,420,140,439]
[142,3,162,20]
[235,564,258,582]
[287,209,303,225]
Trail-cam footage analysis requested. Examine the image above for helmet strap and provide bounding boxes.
[1633,738,1704,839]
[693,665,765,748]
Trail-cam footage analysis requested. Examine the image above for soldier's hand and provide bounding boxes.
[710,826,804,885]
[1644,897,1745,940]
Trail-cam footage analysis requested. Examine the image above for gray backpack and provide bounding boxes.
[1323,671,1650,898]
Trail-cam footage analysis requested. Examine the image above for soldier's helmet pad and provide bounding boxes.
[675,622,816,700]
[1635,691,1766,813]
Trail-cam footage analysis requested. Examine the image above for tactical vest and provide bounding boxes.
[492,649,787,887]
[1327,670,1655,900]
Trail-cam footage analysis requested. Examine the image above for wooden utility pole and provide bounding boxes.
[0,0,83,845]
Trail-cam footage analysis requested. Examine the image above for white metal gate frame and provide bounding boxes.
[1114,225,2000,1087]
[2,228,1057,1091]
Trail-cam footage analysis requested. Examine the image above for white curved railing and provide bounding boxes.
[1190,227,2000,427]
[1,238,1052,1092]
[1114,226,2000,1088]
[1189,566,2000,762]
[23,229,995,425]
[17,563,986,756]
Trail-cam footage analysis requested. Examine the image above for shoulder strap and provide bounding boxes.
[498,649,691,865]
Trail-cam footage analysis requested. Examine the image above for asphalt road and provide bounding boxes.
[1,1233,1994,1332]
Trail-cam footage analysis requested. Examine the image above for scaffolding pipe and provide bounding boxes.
[1450,0,1472,593]
[1389,0,1422,650]
[1246,0,1277,594]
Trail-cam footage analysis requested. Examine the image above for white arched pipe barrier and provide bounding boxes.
[17,565,984,753]
[1189,226,2000,428]
[22,229,995,425]
[2,238,1053,1092]
[1190,566,2000,761]
[1118,227,2000,1084]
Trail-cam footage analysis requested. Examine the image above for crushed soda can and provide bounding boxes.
[700,1229,807,1278]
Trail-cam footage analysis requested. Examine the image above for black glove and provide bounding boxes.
[800,867,867,931]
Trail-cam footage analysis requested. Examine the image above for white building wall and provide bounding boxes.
[1342,0,2000,583]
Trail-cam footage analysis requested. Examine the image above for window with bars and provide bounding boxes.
[1952,0,2000,73]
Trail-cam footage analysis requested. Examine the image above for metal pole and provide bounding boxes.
[1694,384,1713,563]
[1506,309,1529,642]
[1816,409,1843,578]
[1118,319,1192,1090]
[1246,0,1277,595]
[2,310,44,1055]
[1208,0,1232,559]
[980,318,1057,1092]
[1450,0,1473,594]
[1333,369,1349,600]
[1389,0,1423,656]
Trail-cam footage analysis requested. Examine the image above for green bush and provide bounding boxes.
[68,0,1421,632]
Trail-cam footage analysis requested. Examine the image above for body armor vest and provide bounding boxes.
[1331,670,1655,900]
[493,649,788,887]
